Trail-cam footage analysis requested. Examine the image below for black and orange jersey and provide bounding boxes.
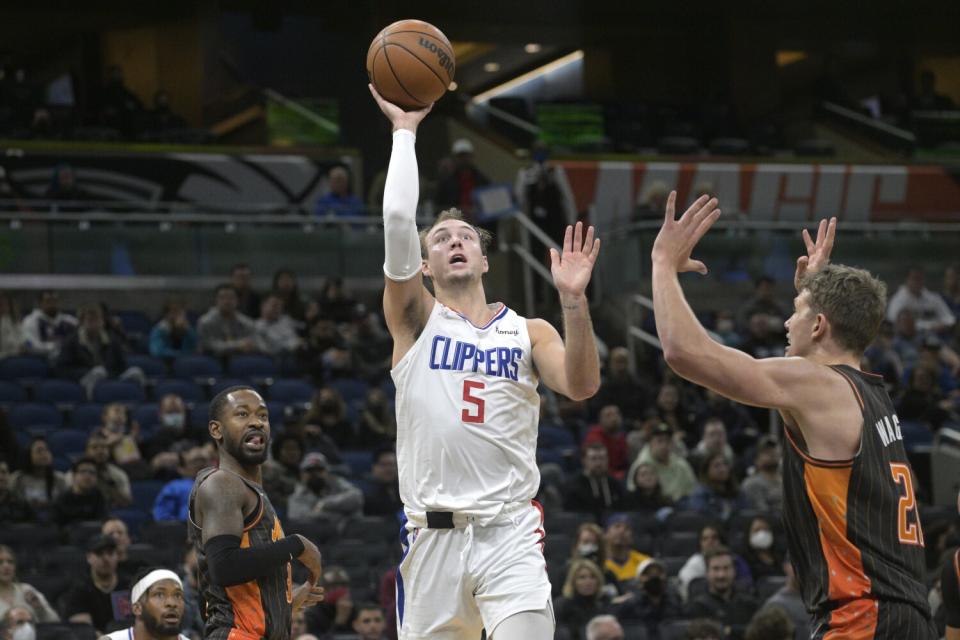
[782,364,936,639]
[188,468,293,640]
[942,548,960,630]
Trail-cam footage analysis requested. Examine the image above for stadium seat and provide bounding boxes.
[190,402,210,429]
[666,510,713,534]
[132,403,160,431]
[70,403,105,431]
[227,355,277,380]
[68,521,107,547]
[92,380,145,404]
[341,450,373,477]
[210,378,254,397]
[756,575,787,601]
[0,523,60,550]
[658,620,692,640]
[34,379,85,406]
[131,480,166,514]
[339,516,395,544]
[621,623,649,640]
[657,136,700,155]
[126,354,167,379]
[47,430,88,457]
[269,378,315,404]
[543,534,571,563]
[327,378,368,405]
[0,380,26,405]
[41,545,87,573]
[266,401,288,425]
[709,137,752,155]
[537,425,576,450]
[140,520,189,548]
[116,310,153,337]
[659,556,688,577]
[0,356,50,381]
[111,508,149,536]
[285,519,337,544]
[126,543,180,568]
[154,378,205,403]
[173,355,222,380]
[543,511,582,538]
[9,403,63,430]
[658,532,699,557]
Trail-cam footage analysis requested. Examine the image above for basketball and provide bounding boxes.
[366,19,456,110]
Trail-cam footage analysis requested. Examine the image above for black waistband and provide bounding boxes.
[426,511,454,529]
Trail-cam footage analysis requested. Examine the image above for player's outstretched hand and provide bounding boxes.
[651,191,721,274]
[550,221,601,300]
[369,83,432,133]
[794,217,837,291]
[294,534,323,584]
[293,581,325,613]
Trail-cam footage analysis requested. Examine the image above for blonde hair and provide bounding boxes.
[561,558,605,600]
[418,208,492,258]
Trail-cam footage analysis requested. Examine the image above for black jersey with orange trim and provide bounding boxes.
[188,467,293,640]
[941,548,960,629]
[782,365,935,639]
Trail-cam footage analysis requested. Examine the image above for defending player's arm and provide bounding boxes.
[197,471,321,586]
[529,222,602,401]
[369,84,435,351]
[942,551,960,638]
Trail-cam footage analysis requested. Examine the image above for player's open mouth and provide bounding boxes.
[449,253,466,264]
[162,614,180,624]
[243,432,265,450]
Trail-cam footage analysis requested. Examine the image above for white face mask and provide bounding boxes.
[12,622,36,640]
[161,413,185,429]
[577,543,599,557]
[750,529,774,550]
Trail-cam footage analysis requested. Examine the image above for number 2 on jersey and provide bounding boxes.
[890,462,924,546]
[462,380,485,423]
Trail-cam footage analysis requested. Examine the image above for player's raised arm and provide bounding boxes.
[369,84,435,349]
[529,221,602,401]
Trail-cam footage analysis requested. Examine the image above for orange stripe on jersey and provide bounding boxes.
[272,516,293,604]
[803,465,877,637]
[823,598,879,640]
[831,367,865,409]
[224,531,267,639]
[784,425,852,468]
[955,550,960,584]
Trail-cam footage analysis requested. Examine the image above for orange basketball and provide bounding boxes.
[366,19,456,110]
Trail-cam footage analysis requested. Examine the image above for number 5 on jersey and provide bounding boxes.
[890,462,924,546]
[462,380,485,423]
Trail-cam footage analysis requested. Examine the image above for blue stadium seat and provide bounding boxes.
[154,378,205,403]
[70,403,105,431]
[132,403,159,431]
[227,355,277,379]
[658,620,691,640]
[172,355,222,380]
[126,354,167,379]
[190,402,210,429]
[0,356,50,381]
[110,508,149,536]
[341,450,373,477]
[266,401,288,426]
[34,379,85,406]
[48,430,89,457]
[116,310,153,337]
[92,380,145,404]
[131,480,166,514]
[0,381,26,405]
[209,378,254,397]
[379,378,396,400]
[658,531,699,557]
[537,425,576,449]
[327,378,369,405]
[9,403,63,430]
[269,379,315,404]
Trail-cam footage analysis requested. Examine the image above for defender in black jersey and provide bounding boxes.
[188,386,323,640]
[652,198,936,638]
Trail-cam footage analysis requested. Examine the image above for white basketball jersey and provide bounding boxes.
[392,301,541,521]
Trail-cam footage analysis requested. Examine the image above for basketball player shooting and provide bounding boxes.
[369,84,601,640]
[651,193,936,638]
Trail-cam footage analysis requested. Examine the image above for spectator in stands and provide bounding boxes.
[254,293,303,356]
[149,301,197,360]
[737,277,786,333]
[0,462,32,523]
[740,436,782,512]
[66,430,132,508]
[602,514,651,589]
[567,523,618,596]
[261,433,304,511]
[101,517,144,583]
[10,437,65,510]
[591,347,650,423]
[583,405,629,479]
[351,603,387,640]
[436,139,490,226]
[53,457,108,526]
[761,555,810,640]
[685,547,758,631]
[896,359,958,429]
[301,315,349,382]
[515,140,577,252]
[317,277,357,324]
[714,309,743,348]
[376,567,397,640]
[45,164,91,210]
[887,267,956,335]
[913,70,956,110]
[288,452,362,522]
[685,619,725,640]
[892,309,924,371]
[632,423,697,502]
[681,451,753,520]
[694,389,758,449]
[635,181,669,221]
[98,65,143,137]
[98,403,144,472]
[273,269,307,323]
[941,264,960,318]
[554,559,612,640]
[562,442,624,520]
[0,546,59,622]
[307,566,354,636]
[654,383,696,444]
[152,447,210,522]
[744,606,795,640]
[21,290,76,358]
[583,614,623,640]
[180,546,203,639]
[864,320,905,393]
[291,608,308,639]
[314,166,365,220]
[198,284,257,357]
[144,394,201,479]
[356,388,396,449]
[64,534,121,633]
[1,606,36,640]
[55,303,145,397]
[347,312,393,383]
[741,312,786,360]
[690,417,735,469]
[679,525,753,602]
[230,264,261,319]
[301,388,354,448]
[0,293,23,359]
[622,460,672,514]
[145,90,187,132]
[741,516,783,582]
[362,448,401,518]
[613,558,682,636]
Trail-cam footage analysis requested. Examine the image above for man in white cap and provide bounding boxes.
[436,137,490,226]
[100,567,189,640]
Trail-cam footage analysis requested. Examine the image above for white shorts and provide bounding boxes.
[396,500,554,639]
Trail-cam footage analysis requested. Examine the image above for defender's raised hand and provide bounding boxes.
[550,221,601,299]
[794,217,837,291]
[651,191,721,274]
[369,83,432,133]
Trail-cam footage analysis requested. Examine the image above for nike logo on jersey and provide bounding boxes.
[874,414,903,447]
[428,335,523,381]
